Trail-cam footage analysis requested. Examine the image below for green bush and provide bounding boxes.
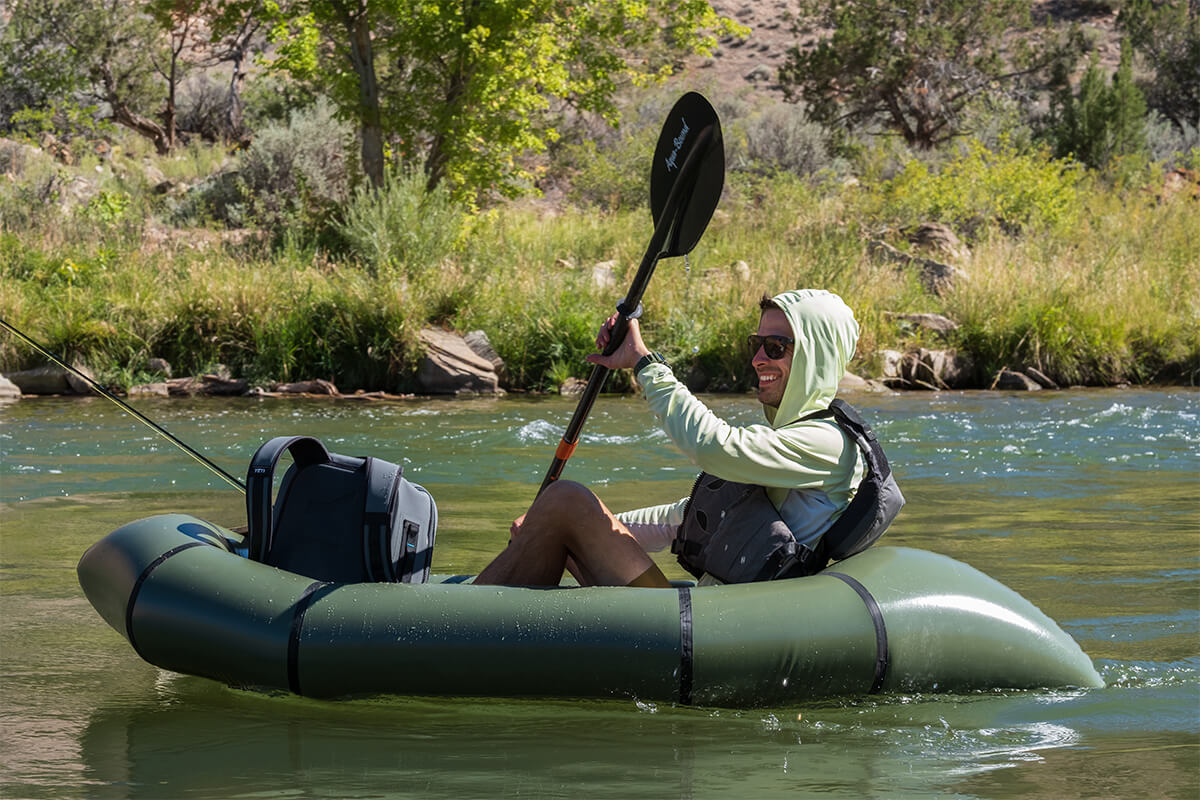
[732,102,840,178]
[1046,42,1148,169]
[233,98,353,238]
[335,169,466,277]
[863,138,1085,235]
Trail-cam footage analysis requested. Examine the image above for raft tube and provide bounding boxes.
[78,514,1103,707]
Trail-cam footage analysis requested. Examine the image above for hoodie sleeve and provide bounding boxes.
[634,362,852,490]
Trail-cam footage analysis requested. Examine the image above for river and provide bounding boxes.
[1,388,1196,798]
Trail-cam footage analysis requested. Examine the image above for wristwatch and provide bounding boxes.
[634,351,668,373]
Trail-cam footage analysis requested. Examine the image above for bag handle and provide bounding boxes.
[245,436,332,562]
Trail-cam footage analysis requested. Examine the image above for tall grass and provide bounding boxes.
[2,134,1198,392]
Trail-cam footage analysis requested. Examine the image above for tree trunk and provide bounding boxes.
[99,63,171,154]
[225,45,247,139]
[340,1,384,187]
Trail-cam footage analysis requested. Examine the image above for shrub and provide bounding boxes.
[733,102,840,177]
[864,138,1085,235]
[234,98,353,238]
[1046,42,1148,169]
[336,168,466,277]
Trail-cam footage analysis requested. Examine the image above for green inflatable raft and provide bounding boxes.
[77,513,1103,707]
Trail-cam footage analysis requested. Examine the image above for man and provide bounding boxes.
[474,289,864,588]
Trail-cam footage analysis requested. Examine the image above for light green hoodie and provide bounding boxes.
[618,289,864,553]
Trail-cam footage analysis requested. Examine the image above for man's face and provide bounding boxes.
[752,308,793,408]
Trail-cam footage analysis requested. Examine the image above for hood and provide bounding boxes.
[763,289,860,428]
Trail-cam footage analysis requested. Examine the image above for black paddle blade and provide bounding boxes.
[649,92,724,258]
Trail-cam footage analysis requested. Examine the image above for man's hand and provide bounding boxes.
[586,313,651,371]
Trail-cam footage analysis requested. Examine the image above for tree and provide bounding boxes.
[1118,0,1200,131]
[267,0,741,197]
[1048,41,1148,169]
[5,0,178,152]
[778,0,1069,149]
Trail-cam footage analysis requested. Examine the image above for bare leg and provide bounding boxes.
[474,480,670,587]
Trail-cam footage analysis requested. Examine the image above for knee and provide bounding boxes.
[533,480,596,517]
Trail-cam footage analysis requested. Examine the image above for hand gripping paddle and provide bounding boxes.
[539,92,725,493]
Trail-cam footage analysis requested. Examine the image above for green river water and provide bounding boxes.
[1,388,1196,798]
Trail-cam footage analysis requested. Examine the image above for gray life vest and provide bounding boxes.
[670,399,905,583]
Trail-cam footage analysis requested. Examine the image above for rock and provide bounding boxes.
[464,330,507,386]
[838,372,889,393]
[64,360,95,394]
[745,64,773,82]
[0,374,21,400]
[992,369,1042,391]
[7,364,72,395]
[417,328,501,394]
[906,222,970,260]
[147,357,172,377]
[901,348,974,389]
[559,377,587,396]
[592,260,618,290]
[166,374,248,396]
[273,379,340,396]
[868,239,969,295]
[143,163,166,187]
[128,382,170,397]
[878,350,904,380]
[886,312,960,334]
[1024,366,1060,390]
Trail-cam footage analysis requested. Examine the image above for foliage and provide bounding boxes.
[779,0,1069,149]
[731,102,841,177]
[230,98,353,236]
[336,168,466,277]
[1046,42,1148,169]
[1118,0,1200,131]
[861,138,1085,235]
[266,0,744,199]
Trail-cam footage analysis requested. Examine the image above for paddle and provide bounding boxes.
[538,92,725,494]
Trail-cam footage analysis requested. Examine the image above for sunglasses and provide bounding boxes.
[747,334,794,360]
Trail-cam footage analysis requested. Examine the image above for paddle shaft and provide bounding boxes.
[538,123,716,495]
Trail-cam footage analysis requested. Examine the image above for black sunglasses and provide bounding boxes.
[747,334,794,360]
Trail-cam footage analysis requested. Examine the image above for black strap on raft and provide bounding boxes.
[677,587,695,706]
[826,572,889,694]
[125,541,206,659]
[287,580,336,695]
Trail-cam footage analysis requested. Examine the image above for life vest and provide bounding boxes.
[670,399,905,583]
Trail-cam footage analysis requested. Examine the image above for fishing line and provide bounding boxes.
[0,318,247,493]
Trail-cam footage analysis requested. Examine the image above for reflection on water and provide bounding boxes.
[2,389,1198,798]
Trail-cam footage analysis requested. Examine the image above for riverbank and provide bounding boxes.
[2,128,1199,393]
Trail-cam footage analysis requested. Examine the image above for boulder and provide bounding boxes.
[559,377,587,396]
[868,239,969,296]
[886,312,959,335]
[166,374,248,396]
[878,350,904,381]
[417,328,501,394]
[0,374,21,400]
[128,382,170,397]
[5,364,94,395]
[147,357,172,377]
[837,372,889,393]
[906,222,970,260]
[464,330,507,386]
[992,369,1042,391]
[1024,366,1060,390]
[901,348,974,389]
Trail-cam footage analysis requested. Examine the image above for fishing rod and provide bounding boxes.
[0,318,247,493]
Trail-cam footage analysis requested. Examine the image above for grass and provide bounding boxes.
[1,132,1198,393]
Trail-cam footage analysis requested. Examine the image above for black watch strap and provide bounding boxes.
[634,352,668,373]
